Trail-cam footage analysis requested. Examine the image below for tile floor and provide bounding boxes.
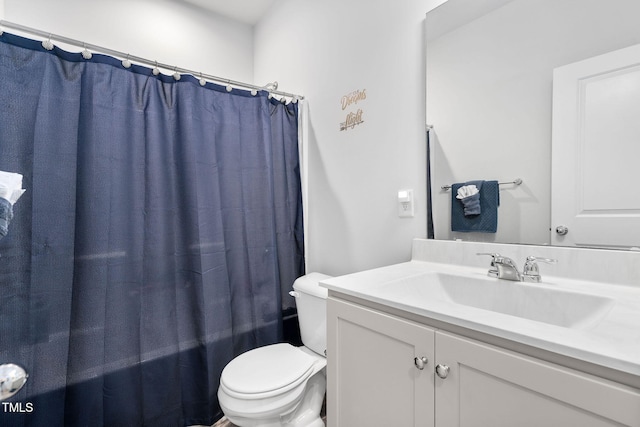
[211,418,233,427]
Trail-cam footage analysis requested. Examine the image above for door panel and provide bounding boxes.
[327,298,435,427]
[435,331,640,427]
[552,43,640,248]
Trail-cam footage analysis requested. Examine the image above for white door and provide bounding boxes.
[552,43,640,248]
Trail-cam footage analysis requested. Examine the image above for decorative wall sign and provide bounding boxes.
[341,89,367,110]
[340,109,364,131]
[340,89,367,131]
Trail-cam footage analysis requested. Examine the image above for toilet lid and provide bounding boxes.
[221,343,316,395]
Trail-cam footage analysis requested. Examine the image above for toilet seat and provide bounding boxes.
[220,343,320,400]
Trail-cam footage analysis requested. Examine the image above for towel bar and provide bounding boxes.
[441,178,522,191]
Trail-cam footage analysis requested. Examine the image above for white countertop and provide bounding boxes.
[321,259,640,377]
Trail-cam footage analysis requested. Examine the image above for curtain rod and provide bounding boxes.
[0,20,304,101]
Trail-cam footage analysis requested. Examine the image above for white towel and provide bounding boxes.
[455,184,479,200]
[0,170,25,205]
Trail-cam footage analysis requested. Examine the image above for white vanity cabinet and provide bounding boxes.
[327,296,640,427]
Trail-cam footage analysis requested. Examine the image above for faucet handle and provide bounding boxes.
[477,253,500,277]
[477,252,501,262]
[522,256,557,282]
[526,256,557,264]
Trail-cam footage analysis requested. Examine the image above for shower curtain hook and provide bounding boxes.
[122,54,132,69]
[42,34,54,51]
[152,61,160,76]
[81,42,92,60]
[264,81,278,91]
[199,72,206,86]
[172,66,181,81]
[225,80,233,92]
[250,88,258,96]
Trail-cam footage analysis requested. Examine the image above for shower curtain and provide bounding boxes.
[0,33,304,427]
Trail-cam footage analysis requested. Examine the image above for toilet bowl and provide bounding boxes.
[218,344,326,427]
[217,273,331,427]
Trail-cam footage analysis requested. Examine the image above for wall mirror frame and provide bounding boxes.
[426,0,640,248]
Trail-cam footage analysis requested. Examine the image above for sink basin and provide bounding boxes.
[382,272,615,329]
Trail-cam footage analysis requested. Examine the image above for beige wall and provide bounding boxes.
[254,0,447,276]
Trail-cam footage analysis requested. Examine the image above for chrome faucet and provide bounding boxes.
[477,253,520,281]
[477,253,557,282]
[495,255,522,281]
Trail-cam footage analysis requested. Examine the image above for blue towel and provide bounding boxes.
[459,181,482,216]
[451,180,499,233]
[461,193,481,215]
[0,197,13,238]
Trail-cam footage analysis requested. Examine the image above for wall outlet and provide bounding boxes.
[398,189,414,218]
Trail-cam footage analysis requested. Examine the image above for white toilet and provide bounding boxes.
[217,272,331,427]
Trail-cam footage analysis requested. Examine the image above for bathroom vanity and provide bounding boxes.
[322,239,640,427]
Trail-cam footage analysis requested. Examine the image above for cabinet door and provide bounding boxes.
[435,331,640,427]
[327,298,435,427]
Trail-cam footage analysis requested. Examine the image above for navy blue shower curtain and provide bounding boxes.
[0,33,304,426]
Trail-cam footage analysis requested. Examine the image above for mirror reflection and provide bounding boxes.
[426,0,640,247]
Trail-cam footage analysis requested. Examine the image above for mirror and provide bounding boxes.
[426,0,640,246]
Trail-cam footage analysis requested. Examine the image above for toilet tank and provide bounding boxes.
[291,272,332,356]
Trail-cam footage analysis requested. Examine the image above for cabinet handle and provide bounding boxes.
[414,356,428,370]
[435,364,450,379]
